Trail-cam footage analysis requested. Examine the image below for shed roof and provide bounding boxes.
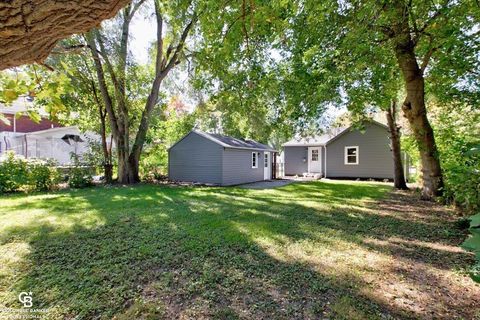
[170,130,277,152]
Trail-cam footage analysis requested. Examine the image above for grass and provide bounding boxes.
[0,180,478,319]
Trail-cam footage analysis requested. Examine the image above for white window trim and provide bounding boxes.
[344,146,359,165]
[252,152,258,168]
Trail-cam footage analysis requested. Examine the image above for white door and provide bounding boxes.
[308,147,322,173]
[263,152,270,180]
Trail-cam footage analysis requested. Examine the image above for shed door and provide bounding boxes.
[263,152,270,180]
[308,147,322,173]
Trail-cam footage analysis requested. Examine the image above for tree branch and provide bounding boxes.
[84,32,119,139]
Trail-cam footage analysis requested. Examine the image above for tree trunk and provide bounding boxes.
[388,3,443,199]
[90,79,113,184]
[99,108,113,183]
[386,100,408,190]
[116,132,136,184]
[393,40,443,199]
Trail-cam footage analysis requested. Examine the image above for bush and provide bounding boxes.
[68,167,93,188]
[27,159,61,192]
[0,152,61,193]
[68,155,93,188]
[0,151,28,193]
[139,144,167,181]
[462,212,480,283]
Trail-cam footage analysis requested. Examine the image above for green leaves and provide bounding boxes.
[0,75,33,104]
[462,214,480,283]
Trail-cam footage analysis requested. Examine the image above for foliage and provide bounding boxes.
[0,67,72,121]
[0,152,28,193]
[462,212,480,283]
[68,155,94,189]
[139,107,195,179]
[435,111,480,213]
[0,181,477,319]
[81,139,116,174]
[26,159,61,192]
[0,152,60,193]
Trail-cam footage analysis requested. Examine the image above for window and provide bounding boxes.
[252,152,258,168]
[344,146,359,165]
[264,153,269,168]
[311,149,319,161]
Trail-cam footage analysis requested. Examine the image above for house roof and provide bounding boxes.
[170,130,277,152]
[0,97,49,116]
[282,120,389,147]
[282,126,349,147]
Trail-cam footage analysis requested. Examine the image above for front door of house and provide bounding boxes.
[263,152,270,180]
[308,147,322,173]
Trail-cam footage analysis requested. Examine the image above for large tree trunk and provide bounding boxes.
[116,132,136,184]
[394,39,443,199]
[388,1,443,199]
[0,0,132,70]
[386,100,408,190]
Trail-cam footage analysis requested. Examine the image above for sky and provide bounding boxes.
[130,11,156,65]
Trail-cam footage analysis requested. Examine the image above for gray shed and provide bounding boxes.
[168,130,277,186]
[283,121,409,180]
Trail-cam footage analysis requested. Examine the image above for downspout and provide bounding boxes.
[13,113,16,132]
[324,145,327,178]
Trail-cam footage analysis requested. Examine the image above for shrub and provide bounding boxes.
[0,152,61,193]
[0,152,28,193]
[68,167,93,188]
[139,144,167,181]
[462,212,480,283]
[440,143,480,214]
[68,155,94,189]
[27,159,61,192]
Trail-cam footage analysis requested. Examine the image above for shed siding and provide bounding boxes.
[222,148,266,185]
[168,132,223,184]
[284,146,308,175]
[326,123,393,179]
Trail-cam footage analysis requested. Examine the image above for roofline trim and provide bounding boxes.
[325,120,388,146]
[282,142,326,147]
[282,120,389,148]
[168,130,277,152]
[25,125,78,135]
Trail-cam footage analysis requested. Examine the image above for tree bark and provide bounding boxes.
[393,40,443,199]
[98,107,113,183]
[386,100,408,190]
[388,2,443,199]
[0,0,132,70]
[91,79,113,183]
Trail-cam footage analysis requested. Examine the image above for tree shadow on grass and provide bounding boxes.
[0,181,478,319]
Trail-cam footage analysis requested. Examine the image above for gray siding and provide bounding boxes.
[168,132,223,184]
[326,123,393,179]
[222,149,268,186]
[284,146,307,175]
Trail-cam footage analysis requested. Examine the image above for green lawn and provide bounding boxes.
[0,180,478,319]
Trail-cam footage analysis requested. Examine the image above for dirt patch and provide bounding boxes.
[360,190,480,319]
